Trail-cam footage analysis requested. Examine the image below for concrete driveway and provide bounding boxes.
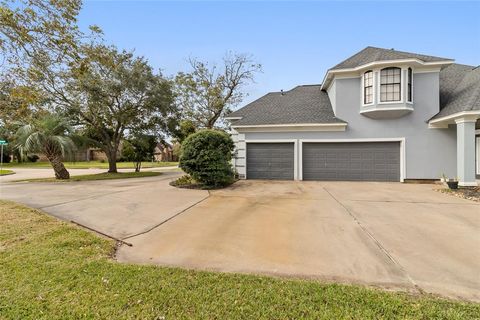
[0,170,208,239]
[1,172,479,301]
[117,180,480,302]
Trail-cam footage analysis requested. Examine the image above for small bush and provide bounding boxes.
[27,154,39,163]
[173,175,196,185]
[169,175,200,189]
[1,153,11,163]
[179,130,234,187]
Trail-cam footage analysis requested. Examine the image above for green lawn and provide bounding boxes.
[16,171,162,182]
[0,201,478,319]
[0,169,14,175]
[3,161,178,169]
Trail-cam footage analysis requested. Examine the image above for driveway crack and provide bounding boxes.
[122,192,211,241]
[38,189,130,210]
[323,187,424,294]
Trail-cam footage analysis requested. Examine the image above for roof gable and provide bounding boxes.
[331,46,452,71]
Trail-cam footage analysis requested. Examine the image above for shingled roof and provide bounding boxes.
[228,47,477,126]
[433,63,480,119]
[228,85,345,126]
[331,46,452,70]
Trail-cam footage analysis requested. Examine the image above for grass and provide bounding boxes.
[0,201,478,319]
[16,171,162,182]
[3,161,178,169]
[0,169,14,175]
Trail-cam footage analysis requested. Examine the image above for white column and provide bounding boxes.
[455,117,477,187]
[230,128,246,179]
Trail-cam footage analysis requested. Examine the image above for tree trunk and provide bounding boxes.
[108,153,117,173]
[48,156,70,179]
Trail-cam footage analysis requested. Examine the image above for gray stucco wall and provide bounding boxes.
[241,72,457,180]
[327,79,337,114]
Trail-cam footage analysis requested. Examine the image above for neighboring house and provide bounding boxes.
[37,148,101,162]
[227,46,480,186]
[154,142,177,162]
[37,147,114,162]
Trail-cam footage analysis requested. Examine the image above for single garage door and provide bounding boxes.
[302,142,400,181]
[247,143,294,180]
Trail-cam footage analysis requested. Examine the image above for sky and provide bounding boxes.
[78,0,480,107]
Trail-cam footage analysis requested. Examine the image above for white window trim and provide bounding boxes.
[361,70,375,107]
[244,139,299,180]
[321,59,453,90]
[298,138,406,182]
[377,67,404,105]
[407,67,414,104]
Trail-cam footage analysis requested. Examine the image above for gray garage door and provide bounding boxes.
[247,143,294,180]
[302,142,400,181]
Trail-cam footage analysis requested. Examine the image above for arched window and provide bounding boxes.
[407,68,413,102]
[363,70,373,104]
[380,67,401,102]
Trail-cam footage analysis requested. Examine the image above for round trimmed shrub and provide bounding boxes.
[179,130,234,187]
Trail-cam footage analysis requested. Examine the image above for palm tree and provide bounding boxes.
[15,115,77,179]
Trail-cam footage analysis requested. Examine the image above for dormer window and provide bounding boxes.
[380,67,401,102]
[407,67,413,102]
[363,70,373,104]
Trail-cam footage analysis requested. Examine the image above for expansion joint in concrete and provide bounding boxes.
[122,194,210,241]
[322,187,424,295]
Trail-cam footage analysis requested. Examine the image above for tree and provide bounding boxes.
[0,0,100,104]
[174,52,262,129]
[55,45,175,173]
[179,130,234,187]
[169,119,196,144]
[0,80,46,129]
[0,0,100,141]
[122,134,157,172]
[0,0,89,69]
[15,115,77,179]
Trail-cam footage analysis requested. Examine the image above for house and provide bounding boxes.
[37,147,118,162]
[227,47,480,186]
[153,142,178,162]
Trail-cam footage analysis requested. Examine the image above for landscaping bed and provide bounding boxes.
[438,186,480,202]
[1,200,479,319]
[0,169,14,176]
[16,171,162,182]
[169,174,235,190]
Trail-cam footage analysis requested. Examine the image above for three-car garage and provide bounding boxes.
[245,141,402,182]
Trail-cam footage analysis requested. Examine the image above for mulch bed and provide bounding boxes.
[169,180,206,190]
[438,186,480,202]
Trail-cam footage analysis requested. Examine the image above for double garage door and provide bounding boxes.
[246,142,400,181]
